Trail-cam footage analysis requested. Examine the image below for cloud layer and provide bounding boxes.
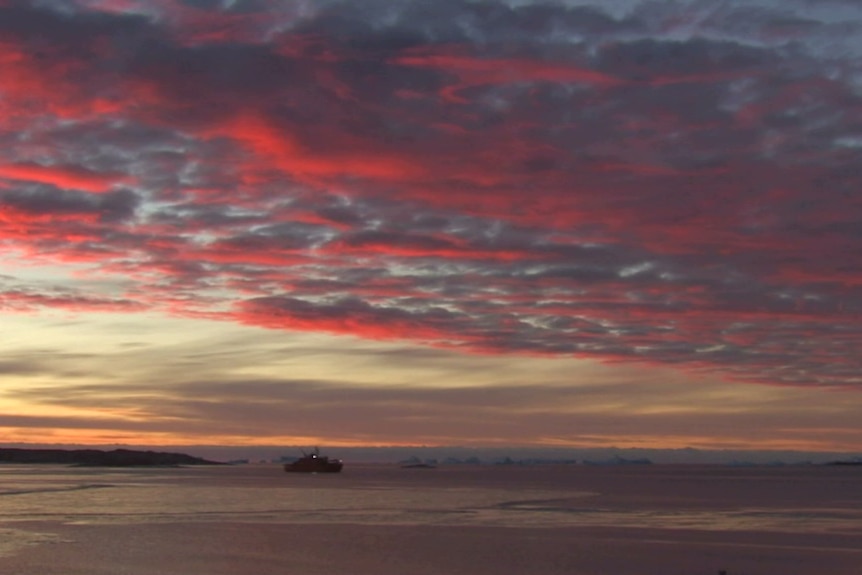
[2,0,862,409]
[4,315,860,451]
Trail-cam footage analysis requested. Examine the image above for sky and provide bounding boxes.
[1,0,862,455]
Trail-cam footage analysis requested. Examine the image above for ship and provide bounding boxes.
[283,447,343,473]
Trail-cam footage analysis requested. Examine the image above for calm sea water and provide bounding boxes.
[2,462,861,573]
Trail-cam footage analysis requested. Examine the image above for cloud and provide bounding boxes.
[8,361,862,449]
[1,0,862,394]
[0,163,134,193]
[0,187,140,221]
[0,286,144,314]
[2,306,860,449]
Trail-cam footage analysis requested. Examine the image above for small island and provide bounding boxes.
[0,447,222,467]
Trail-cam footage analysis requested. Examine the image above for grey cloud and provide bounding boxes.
[214,226,326,253]
[0,359,46,376]
[0,347,102,379]
[246,295,456,324]
[0,1,152,43]
[0,188,141,222]
[148,203,266,230]
[11,373,861,445]
[314,204,366,227]
[338,229,460,252]
[596,37,769,80]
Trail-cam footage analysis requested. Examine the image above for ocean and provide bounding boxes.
[1,462,860,574]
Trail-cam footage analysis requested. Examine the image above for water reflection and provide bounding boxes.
[1,464,861,536]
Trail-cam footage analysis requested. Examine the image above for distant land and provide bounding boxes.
[3,444,861,466]
[0,447,222,467]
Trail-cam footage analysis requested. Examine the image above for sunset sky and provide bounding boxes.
[2,0,862,454]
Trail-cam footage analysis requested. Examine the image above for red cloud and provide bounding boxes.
[206,113,428,185]
[0,39,122,122]
[0,163,132,193]
[237,296,459,343]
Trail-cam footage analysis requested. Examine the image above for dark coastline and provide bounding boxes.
[0,447,222,467]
